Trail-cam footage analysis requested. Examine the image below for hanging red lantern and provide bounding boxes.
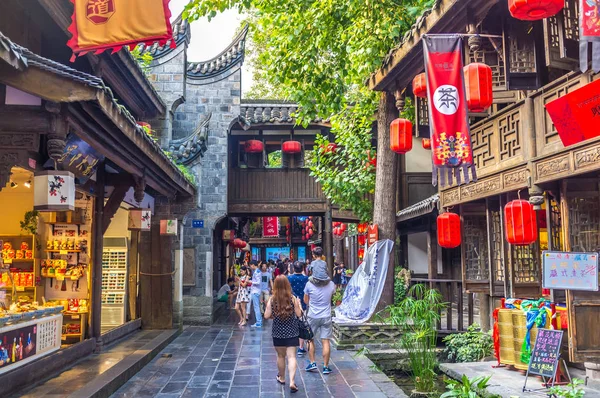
[358,235,366,246]
[244,140,264,153]
[437,213,461,249]
[308,220,313,227]
[340,223,347,232]
[282,140,302,154]
[422,138,431,150]
[358,248,365,260]
[390,118,414,154]
[412,73,427,98]
[233,238,245,249]
[464,63,493,113]
[357,223,368,234]
[504,200,538,246]
[309,227,314,235]
[508,0,564,21]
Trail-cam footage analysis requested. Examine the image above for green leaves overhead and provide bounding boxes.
[183,0,434,220]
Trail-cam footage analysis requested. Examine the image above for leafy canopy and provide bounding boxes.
[183,0,433,220]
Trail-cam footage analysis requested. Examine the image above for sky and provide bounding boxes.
[168,0,254,94]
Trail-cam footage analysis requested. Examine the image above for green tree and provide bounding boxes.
[183,0,433,221]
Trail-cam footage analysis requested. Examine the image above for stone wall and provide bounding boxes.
[148,39,242,325]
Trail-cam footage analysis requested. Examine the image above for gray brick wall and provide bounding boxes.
[148,43,241,325]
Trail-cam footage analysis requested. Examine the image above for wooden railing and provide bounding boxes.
[410,278,474,333]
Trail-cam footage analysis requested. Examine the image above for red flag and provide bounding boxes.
[423,35,476,187]
[262,217,279,238]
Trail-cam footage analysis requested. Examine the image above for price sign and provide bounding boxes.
[543,251,599,291]
[527,329,563,378]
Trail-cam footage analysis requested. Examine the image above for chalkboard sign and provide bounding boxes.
[542,251,599,291]
[528,329,563,378]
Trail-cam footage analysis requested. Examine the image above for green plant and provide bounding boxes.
[266,150,282,168]
[549,379,586,398]
[440,375,492,398]
[381,284,446,393]
[20,211,41,251]
[394,267,411,305]
[130,46,154,76]
[443,324,494,363]
[332,288,344,305]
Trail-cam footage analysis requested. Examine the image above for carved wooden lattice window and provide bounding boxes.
[511,243,540,283]
[544,0,579,70]
[472,123,496,169]
[498,109,522,161]
[549,198,564,251]
[568,197,600,253]
[509,25,537,74]
[469,38,506,90]
[464,214,490,281]
[416,97,430,137]
[490,209,505,282]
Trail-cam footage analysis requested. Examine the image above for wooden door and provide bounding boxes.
[487,197,508,297]
[461,203,491,293]
[561,179,600,363]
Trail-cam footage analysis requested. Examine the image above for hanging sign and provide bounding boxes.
[34,171,76,212]
[579,0,600,72]
[262,217,279,238]
[222,230,235,242]
[367,224,379,246]
[423,34,476,187]
[67,0,175,60]
[546,78,600,147]
[542,251,599,291]
[48,135,104,182]
[128,209,151,231]
[160,219,178,236]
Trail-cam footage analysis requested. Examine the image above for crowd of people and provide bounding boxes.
[216,247,346,394]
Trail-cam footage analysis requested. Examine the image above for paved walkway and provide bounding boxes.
[112,312,406,398]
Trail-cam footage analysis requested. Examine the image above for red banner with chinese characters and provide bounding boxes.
[262,217,279,238]
[580,0,600,72]
[67,0,174,60]
[545,78,600,147]
[423,34,476,187]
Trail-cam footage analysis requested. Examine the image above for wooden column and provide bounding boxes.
[90,161,105,340]
[427,217,438,280]
[324,202,334,276]
[128,230,140,321]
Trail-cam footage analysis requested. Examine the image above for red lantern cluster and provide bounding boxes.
[437,213,461,249]
[508,0,564,21]
[464,63,493,113]
[232,238,247,249]
[244,139,264,153]
[300,217,315,241]
[357,248,365,261]
[282,140,302,154]
[390,118,413,154]
[357,223,368,234]
[333,222,346,237]
[412,73,427,98]
[357,222,368,261]
[422,138,431,150]
[504,200,538,246]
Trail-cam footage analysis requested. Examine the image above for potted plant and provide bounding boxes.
[332,288,344,306]
[20,210,41,252]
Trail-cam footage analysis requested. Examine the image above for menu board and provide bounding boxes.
[542,251,599,291]
[527,329,563,378]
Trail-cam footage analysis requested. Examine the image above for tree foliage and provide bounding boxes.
[183,0,433,220]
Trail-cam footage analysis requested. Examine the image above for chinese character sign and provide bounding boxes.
[46,134,104,182]
[542,251,599,291]
[262,217,279,238]
[527,329,563,379]
[423,34,476,187]
[580,0,600,72]
[67,0,174,59]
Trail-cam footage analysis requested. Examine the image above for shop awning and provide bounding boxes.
[367,0,498,92]
[0,33,195,198]
[397,194,439,222]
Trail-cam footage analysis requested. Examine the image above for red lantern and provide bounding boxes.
[340,223,347,232]
[504,200,538,246]
[464,63,493,113]
[358,235,366,246]
[508,0,564,21]
[308,220,313,227]
[244,140,264,153]
[358,248,365,260]
[422,138,431,150]
[390,118,413,154]
[357,223,368,234]
[437,213,461,249]
[305,234,310,240]
[412,73,427,98]
[282,140,302,154]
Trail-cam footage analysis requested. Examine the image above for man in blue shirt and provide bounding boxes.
[249,261,263,328]
[288,261,309,356]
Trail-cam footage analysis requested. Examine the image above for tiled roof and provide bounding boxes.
[236,101,328,129]
[0,32,26,70]
[397,194,439,222]
[169,112,211,165]
[187,25,248,81]
[138,16,190,58]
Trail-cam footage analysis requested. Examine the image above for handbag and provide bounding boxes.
[297,310,314,341]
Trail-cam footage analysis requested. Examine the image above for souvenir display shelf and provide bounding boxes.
[0,235,39,316]
[101,239,128,329]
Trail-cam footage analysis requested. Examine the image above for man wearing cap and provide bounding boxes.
[303,247,335,375]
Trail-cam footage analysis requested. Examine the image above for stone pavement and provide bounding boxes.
[111,313,407,398]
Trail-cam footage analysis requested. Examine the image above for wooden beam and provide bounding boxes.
[0,107,50,133]
[102,181,131,235]
[0,63,97,103]
[90,161,105,340]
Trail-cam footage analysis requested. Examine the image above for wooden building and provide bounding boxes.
[369,0,600,369]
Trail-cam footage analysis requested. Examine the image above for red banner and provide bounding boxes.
[423,35,476,187]
[67,0,174,60]
[546,78,600,147]
[262,217,279,238]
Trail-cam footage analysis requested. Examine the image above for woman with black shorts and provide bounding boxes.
[264,275,303,393]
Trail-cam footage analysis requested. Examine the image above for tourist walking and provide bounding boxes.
[235,266,250,326]
[288,261,309,356]
[333,262,342,288]
[260,262,273,313]
[304,247,335,374]
[264,275,303,393]
[249,261,263,328]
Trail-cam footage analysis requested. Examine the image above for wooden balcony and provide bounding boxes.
[228,168,327,215]
[440,72,600,208]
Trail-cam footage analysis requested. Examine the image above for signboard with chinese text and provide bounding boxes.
[527,329,563,378]
[542,251,599,291]
[367,224,379,246]
[266,247,290,262]
[262,217,279,238]
[45,135,104,182]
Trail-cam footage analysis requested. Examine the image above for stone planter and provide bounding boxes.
[332,321,404,350]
